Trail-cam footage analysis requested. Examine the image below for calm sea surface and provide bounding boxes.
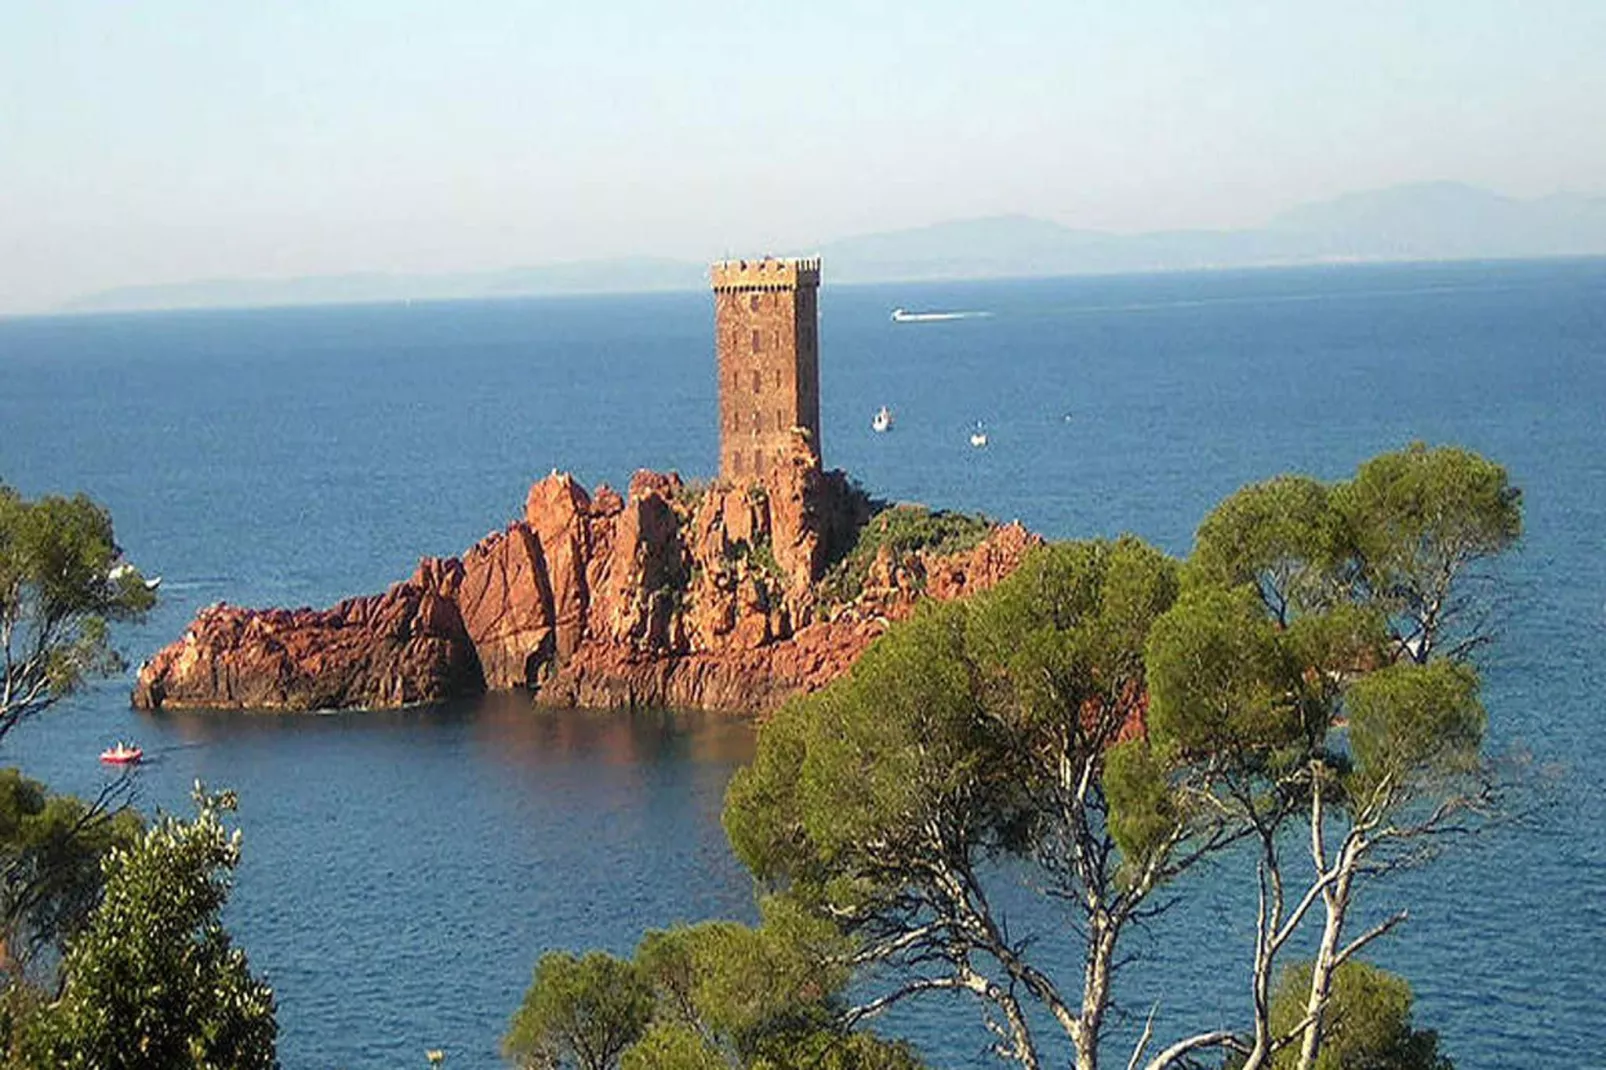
[1,260,1603,1068]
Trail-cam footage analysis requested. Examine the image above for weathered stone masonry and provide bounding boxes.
[711,256,822,482]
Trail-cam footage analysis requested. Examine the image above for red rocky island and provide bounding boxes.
[133,445,1041,716]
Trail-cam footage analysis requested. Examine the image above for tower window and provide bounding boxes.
[751,370,761,393]
[751,330,762,353]
[733,451,744,474]
[749,293,760,311]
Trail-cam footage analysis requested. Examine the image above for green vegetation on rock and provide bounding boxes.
[818,504,992,603]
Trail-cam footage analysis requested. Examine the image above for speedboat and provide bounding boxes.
[970,422,988,448]
[892,308,968,323]
[872,406,893,433]
[99,741,143,765]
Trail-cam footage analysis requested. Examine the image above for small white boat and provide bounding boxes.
[99,741,143,765]
[970,422,989,448]
[872,406,893,433]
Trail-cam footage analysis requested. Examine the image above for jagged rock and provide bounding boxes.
[131,583,483,712]
[134,456,1043,714]
[524,473,592,659]
[453,525,554,688]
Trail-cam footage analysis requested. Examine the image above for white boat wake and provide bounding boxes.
[891,308,992,323]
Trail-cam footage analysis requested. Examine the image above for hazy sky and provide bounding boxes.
[3,0,1603,312]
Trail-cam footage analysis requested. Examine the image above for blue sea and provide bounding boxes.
[1,259,1603,1068]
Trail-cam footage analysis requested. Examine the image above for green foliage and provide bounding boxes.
[965,538,1178,720]
[0,770,140,977]
[677,478,713,518]
[749,540,784,583]
[722,697,816,890]
[724,538,1184,1065]
[505,951,654,1070]
[1344,660,1485,794]
[1186,474,1339,621]
[22,785,276,1069]
[798,603,1003,864]
[1334,443,1521,582]
[1331,443,1521,661]
[634,898,850,1060]
[0,486,155,740]
[510,902,915,1070]
[818,504,992,603]
[731,602,980,885]
[1267,960,1453,1070]
[1145,586,1309,758]
[1102,739,1178,871]
[723,536,785,586]
[618,1024,725,1070]
[749,1030,927,1070]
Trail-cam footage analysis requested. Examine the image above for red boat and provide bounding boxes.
[99,742,143,765]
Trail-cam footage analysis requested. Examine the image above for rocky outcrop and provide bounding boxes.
[134,440,1044,715]
[131,581,482,712]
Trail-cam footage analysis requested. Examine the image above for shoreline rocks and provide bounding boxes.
[134,445,1043,716]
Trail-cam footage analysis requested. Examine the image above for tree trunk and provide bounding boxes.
[1296,867,1353,1070]
[1076,916,1118,1070]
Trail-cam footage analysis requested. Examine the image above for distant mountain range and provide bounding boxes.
[65,182,1606,313]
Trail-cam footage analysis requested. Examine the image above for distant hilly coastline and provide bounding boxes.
[64,182,1606,313]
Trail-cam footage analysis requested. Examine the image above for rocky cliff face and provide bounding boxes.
[134,443,1043,714]
[130,582,481,712]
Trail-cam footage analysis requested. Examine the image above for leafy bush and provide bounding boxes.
[818,505,992,604]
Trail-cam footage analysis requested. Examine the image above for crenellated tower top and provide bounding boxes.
[710,256,822,292]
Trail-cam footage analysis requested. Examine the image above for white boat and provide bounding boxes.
[891,307,972,323]
[969,422,988,448]
[872,406,893,433]
[99,740,143,765]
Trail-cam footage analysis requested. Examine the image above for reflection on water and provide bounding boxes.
[466,692,758,768]
[149,691,757,767]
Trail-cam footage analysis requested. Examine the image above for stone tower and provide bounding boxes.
[711,256,821,482]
